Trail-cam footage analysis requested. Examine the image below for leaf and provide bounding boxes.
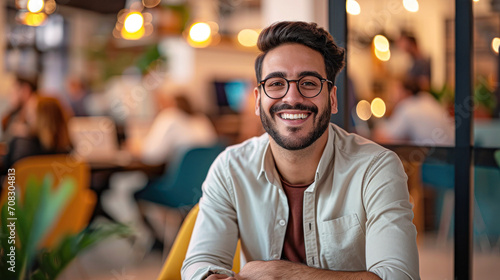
[31,223,132,279]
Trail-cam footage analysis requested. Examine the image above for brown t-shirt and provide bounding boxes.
[280,179,310,264]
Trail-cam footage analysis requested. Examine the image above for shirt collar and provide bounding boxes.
[257,124,336,187]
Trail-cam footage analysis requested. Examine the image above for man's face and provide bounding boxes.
[254,43,337,150]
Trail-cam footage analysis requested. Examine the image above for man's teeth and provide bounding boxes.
[280,113,309,120]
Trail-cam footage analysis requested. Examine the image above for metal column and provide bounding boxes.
[454,0,474,279]
[328,0,349,130]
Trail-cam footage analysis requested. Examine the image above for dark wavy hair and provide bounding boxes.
[254,21,345,92]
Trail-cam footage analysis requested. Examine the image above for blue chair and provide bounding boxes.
[422,162,500,249]
[136,143,225,208]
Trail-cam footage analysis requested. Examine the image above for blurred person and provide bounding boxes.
[1,75,39,141]
[130,92,218,251]
[182,21,419,280]
[66,77,90,117]
[374,78,454,146]
[3,96,72,170]
[130,93,217,165]
[398,32,431,92]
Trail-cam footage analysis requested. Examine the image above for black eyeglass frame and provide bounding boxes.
[258,76,333,99]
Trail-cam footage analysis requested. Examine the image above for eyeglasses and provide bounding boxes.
[259,76,333,99]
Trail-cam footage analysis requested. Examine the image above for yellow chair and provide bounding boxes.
[157,204,241,280]
[1,154,96,248]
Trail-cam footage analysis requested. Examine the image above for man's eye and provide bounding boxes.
[268,81,285,87]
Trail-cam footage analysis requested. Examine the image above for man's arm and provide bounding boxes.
[235,260,381,280]
[181,151,239,280]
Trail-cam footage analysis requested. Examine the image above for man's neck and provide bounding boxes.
[269,130,329,185]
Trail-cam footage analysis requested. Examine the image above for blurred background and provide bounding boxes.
[0,0,499,279]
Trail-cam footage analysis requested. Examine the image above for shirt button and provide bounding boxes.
[279,219,286,226]
[273,254,279,259]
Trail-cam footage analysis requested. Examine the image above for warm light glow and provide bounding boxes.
[346,0,361,15]
[473,0,479,2]
[189,22,211,43]
[373,35,390,52]
[371,98,386,118]
[356,100,372,121]
[492,37,500,54]
[121,26,145,40]
[44,0,56,14]
[27,0,44,13]
[22,12,47,26]
[374,48,391,61]
[124,12,144,33]
[142,0,161,8]
[237,29,259,47]
[403,0,419,12]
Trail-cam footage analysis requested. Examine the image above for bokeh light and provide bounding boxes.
[356,100,372,121]
[237,29,259,47]
[346,0,361,15]
[124,12,144,33]
[374,48,391,61]
[373,35,390,52]
[27,0,44,13]
[371,98,386,118]
[403,0,419,12]
[491,37,500,54]
[189,22,211,43]
[121,26,145,40]
[44,0,57,14]
[142,0,161,9]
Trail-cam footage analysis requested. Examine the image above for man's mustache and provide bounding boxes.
[270,103,319,115]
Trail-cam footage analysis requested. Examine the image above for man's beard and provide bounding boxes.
[260,99,331,150]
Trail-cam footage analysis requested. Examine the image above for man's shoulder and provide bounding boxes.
[331,124,389,157]
[218,133,269,165]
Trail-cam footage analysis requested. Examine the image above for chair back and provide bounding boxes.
[1,154,96,248]
[157,204,240,280]
[140,144,225,208]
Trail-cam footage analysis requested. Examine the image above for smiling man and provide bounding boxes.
[182,21,419,280]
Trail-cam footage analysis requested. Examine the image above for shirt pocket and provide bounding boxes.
[318,214,366,271]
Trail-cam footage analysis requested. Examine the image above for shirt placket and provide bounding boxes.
[303,184,319,267]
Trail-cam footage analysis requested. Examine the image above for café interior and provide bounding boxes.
[0,0,499,279]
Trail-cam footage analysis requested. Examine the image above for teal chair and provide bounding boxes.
[422,162,500,249]
[136,143,225,208]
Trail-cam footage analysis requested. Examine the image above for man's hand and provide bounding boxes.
[235,260,382,280]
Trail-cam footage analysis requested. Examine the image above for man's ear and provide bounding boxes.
[254,87,261,116]
[330,86,338,114]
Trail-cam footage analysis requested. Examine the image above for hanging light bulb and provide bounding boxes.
[124,12,144,33]
[27,0,44,13]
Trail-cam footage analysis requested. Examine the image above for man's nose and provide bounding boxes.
[282,81,305,105]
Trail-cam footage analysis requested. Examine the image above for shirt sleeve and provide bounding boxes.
[181,152,239,280]
[363,150,420,280]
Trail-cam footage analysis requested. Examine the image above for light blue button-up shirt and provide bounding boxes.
[182,124,420,280]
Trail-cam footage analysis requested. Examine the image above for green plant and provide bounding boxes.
[0,175,131,280]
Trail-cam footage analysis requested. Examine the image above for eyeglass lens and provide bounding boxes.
[263,76,323,98]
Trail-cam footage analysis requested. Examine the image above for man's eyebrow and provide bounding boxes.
[298,71,324,79]
[263,72,286,80]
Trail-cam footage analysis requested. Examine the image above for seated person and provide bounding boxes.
[131,93,217,165]
[374,78,454,146]
[1,75,39,142]
[182,21,419,280]
[3,96,72,170]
